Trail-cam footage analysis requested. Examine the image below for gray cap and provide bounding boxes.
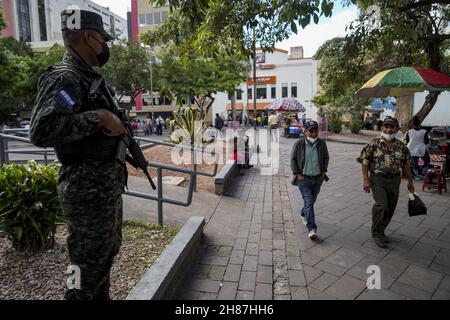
[61,9,114,42]
[305,120,319,131]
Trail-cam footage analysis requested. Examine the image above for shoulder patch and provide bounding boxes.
[56,89,76,107]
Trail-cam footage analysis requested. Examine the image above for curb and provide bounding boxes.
[126,216,206,300]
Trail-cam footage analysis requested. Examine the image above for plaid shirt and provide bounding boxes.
[357,138,413,176]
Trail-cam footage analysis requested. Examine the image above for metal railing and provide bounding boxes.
[0,130,220,226]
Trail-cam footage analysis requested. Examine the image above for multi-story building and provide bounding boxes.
[129,0,174,120]
[1,0,128,52]
[213,46,319,123]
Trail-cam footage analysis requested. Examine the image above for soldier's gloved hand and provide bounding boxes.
[96,109,125,137]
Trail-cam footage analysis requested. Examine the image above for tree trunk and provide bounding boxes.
[410,91,440,126]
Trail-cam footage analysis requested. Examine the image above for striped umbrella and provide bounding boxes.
[267,98,306,112]
[356,67,450,98]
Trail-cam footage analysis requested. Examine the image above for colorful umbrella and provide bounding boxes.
[267,98,306,112]
[356,67,450,98]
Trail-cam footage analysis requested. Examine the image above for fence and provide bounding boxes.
[0,129,219,226]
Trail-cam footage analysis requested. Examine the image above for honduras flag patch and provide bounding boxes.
[56,89,76,107]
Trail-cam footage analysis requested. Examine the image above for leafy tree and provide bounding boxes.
[145,0,336,57]
[99,40,153,109]
[0,0,6,32]
[346,0,450,124]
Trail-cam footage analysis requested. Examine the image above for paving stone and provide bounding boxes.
[261,229,273,240]
[390,281,432,300]
[258,250,273,266]
[218,246,233,257]
[307,287,338,300]
[259,239,273,251]
[303,265,323,284]
[291,286,308,300]
[254,283,273,300]
[187,279,222,293]
[245,242,259,256]
[236,291,254,300]
[273,239,286,250]
[307,242,340,258]
[325,275,366,300]
[357,289,405,300]
[315,261,347,277]
[223,264,242,282]
[439,275,450,291]
[233,238,247,250]
[238,271,257,291]
[209,266,226,281]
[201,255,229,266]
[287,255,303,271]
[397,265,444,293]
[242,255,258,272]
[217,282,238,300]
[310,273,339,291]
[229,250,245,265]
[300,251,323,267]
[274,294,291,300]
[192,265,212,279]
[273,249,287,262]
[324,247,365,269]
[431,289,450,300]
[289,270,306,287]
[198,292,218,300]
[256,265,273,284]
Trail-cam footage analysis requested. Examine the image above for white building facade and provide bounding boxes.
[213,46,319,123]
[2,0,127,51]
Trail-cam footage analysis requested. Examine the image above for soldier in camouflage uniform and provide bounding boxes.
[357,117,414,248]
[30,9,126,299]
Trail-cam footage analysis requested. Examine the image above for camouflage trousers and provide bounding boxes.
[57,161,125,300]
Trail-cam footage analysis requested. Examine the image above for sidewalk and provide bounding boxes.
[125,137,450,300]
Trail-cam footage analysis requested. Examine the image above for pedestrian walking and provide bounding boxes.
[29,9,126,299]
[357,116,415,248]
[268,111,278,142]
[290,121,329,240]
[405,116,430,180]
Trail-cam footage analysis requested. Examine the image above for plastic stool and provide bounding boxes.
[423,168,447,194]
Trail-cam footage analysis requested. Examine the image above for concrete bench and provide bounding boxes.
[214,161,238,195]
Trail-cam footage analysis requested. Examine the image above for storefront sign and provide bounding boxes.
[247,76,277,85]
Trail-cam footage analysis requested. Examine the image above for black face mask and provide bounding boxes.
[88,34,110,67]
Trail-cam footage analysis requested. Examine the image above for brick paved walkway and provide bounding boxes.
[174,137,450,300]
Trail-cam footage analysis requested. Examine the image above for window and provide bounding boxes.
[139,14,146,26]
[282,83,288,98]
[271,85,276,99]
[257,87,267,99]
[16,0,31,42]
[154,12,161,24]
[291,83,297,98]
[146,13,153,25]
[248,88,252,100]
[236,89,242,100]
[38,0,47,41]
[161,11,168,22]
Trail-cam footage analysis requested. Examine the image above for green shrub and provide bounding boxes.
[350,118,364,134]
[329,118,342,134]
[0,161,64,252]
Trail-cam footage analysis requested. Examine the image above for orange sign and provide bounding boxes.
[247,76,277,85]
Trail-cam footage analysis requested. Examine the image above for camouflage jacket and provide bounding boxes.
[356,137,413,176]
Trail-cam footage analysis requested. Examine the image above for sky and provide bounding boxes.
[92,0,358,57]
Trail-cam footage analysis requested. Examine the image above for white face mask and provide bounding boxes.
[307,137,318,144]
[381,133,396,141]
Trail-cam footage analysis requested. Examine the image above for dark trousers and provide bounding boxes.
[370,173,401,237]
[412,150,430,177]
[298,177,323,231]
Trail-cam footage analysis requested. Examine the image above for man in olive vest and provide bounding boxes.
[30,9,126,300]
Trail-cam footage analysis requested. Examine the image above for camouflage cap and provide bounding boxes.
[382,116,399,127]
[61,9,114,42]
